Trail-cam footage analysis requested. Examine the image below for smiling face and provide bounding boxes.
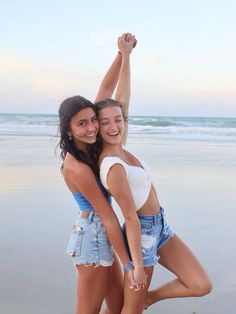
[98,106,125,145]
[68,107,99,149]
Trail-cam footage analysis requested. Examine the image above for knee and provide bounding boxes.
[99,309,111,314]
[122,297,145,314]
[103,307,121,314]
[192,277,212,296]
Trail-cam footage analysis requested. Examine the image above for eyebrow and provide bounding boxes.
[99,114,122,120]
[78,114,97,123]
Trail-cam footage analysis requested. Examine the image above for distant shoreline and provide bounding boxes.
[1,114,235,142]
[1,112,236,118]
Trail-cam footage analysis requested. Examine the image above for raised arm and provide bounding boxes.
[106,164,147,285]
[94,32,136,107]
[94,52,122,103]
[115,34,137,145]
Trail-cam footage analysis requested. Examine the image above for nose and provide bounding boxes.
[109,121,118,131]
[88,121,97,132]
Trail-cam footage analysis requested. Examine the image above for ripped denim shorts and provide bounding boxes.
[123,207,175,267]
[66,211,114,267]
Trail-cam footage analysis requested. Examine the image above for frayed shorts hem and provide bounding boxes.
[143,232,176,267]
[73,259,114,268]
[157,232,175,251]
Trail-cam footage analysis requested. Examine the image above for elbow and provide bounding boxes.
[103,219,117,231]
[124,215,141,229]
[100,213,119,230]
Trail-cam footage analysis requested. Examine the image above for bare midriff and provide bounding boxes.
[137,185,161,216]
[79,210,94,217]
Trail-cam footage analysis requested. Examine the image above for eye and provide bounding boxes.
[92,116,98,122]
[99,119,109,125]
[78,121,86,126]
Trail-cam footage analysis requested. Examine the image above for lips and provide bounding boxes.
[86,132,96,137]
[107,131,119,136]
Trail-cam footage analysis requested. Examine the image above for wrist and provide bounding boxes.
[133,264,144,270]
[124,261,134,272]
[118,51,131,58]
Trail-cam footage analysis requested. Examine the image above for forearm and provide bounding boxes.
[69,164,131,266]
[115,54,131,118]
[102,213,131,266]
[115,38,133,145]
[95,53,122,102]
[125,218,144,268]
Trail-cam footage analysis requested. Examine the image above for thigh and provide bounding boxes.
[158,235,210,287]
[104,254,124,314]
[76,265,112,314]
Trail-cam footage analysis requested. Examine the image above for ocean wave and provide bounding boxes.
[0,113,236,142]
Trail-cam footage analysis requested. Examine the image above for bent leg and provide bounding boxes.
[146,235,212,307]
[76,264,112,314]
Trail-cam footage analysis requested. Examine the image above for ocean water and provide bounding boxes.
[0,113,236,142]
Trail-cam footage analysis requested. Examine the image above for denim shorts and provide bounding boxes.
[66,211,114,267]
[123,207,175,267]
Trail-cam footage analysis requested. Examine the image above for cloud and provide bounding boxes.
[144,52,169,64]
[89,30,115,48]
[0,54,97,103]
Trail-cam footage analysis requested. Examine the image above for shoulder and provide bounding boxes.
[100,156,127,188]
[100,156,128,178]
[63,153,95,182]
[100,156,127,169]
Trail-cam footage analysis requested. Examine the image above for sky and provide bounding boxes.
[0,0,236,116]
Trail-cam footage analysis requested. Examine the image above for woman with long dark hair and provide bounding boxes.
[58,33,147,314]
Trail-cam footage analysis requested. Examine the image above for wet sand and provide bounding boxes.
[0,135,235,313]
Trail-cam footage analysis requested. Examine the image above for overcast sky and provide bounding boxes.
[1,0,236,116]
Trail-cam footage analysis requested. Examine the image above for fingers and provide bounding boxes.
[131,36,137,48]
[134,273,148,285]
[124,33,137,47]
[126,268,147,292]
[124,33,132,42]
[124,33,137,48]
[128,276,147,292]
[128,275,140,291]
[129,282,146,292]
[118,32,137,51]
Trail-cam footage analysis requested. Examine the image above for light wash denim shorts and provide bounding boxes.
[66,211,114,267]
[123,207,175,267]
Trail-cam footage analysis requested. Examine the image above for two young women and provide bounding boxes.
[59,34,212,314]
[59,33,145,314]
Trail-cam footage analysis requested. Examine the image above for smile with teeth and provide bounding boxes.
[108,131,119,136]
[86,132,96,137]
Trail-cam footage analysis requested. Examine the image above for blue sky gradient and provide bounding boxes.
[1,0,236,116]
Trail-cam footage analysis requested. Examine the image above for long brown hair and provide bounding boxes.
[58,95,99,175]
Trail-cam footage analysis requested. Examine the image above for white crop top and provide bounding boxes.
[100,155,152,210]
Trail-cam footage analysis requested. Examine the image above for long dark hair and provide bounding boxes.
[58,95,100,175]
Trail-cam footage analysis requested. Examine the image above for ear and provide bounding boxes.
[67,132,73,141]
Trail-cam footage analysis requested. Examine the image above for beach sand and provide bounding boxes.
[0,135,235,314]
